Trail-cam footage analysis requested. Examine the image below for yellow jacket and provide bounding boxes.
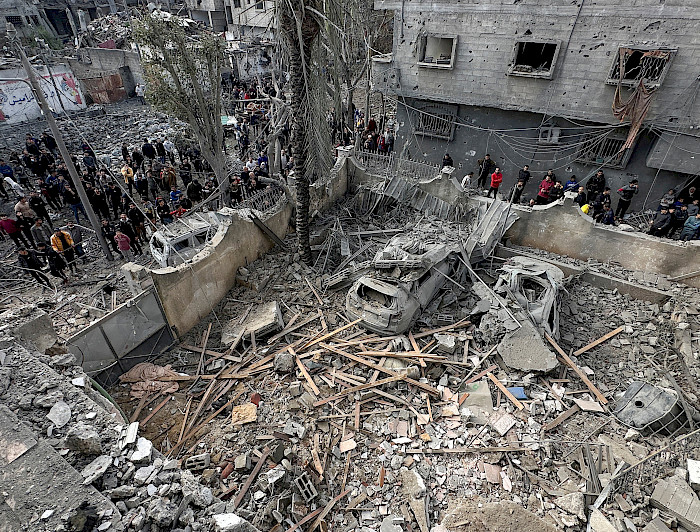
[50,230,74,252]
[121,165,134,182]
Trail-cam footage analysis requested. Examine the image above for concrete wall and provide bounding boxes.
[504,195,700,288]
[309,147,351,213]
[347,155,700,288]
[150,205,293,336]
[390,100,690,212]
[373,0,700,125]
[0,64,86,123]
[68,47,145,100]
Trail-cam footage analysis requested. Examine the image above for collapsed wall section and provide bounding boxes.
[149,206,293,337]
[504,197,700,288]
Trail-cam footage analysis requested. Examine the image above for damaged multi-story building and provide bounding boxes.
[371,0,700,209]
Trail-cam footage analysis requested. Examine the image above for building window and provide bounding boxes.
[233,0,241,7]
[30,15,40,25]
[225,5,233,23]
[507,40,560,79]
[576,129,634,169]
[417,35,457,69]
[606,47,675,88]
[6,15,24,27]
[413,103,458,140]
[255,0,264,9]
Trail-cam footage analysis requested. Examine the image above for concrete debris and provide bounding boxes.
[65,423,103,455]
[222,301,284,344]
[497,319,559,372]
[46,400,72,428]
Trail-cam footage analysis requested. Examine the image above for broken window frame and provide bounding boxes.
[255,0,264,9]
[507,39,561,80]
[5,15,24,27]
[576,128,635,169]
[232,0,242,8]
[606,46,676,89]
[417,34,458,70]
[412,101,458,141]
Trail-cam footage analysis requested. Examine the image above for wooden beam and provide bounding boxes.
[307,489,351,532]
[303,319,362,350]
[413,318,470,339]
[321,343,439,396]
[313,376,404,407]
[573,326,625,357]
[487,372,524,410]
[140,395,172,426]
[231,446,271,509]
[545,333,608,404]
[543,404,581,432]
[295,352,321,396]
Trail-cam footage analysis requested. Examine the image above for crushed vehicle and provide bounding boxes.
[493,256,565,338]
[346,234,464,334]
[149,212,224,268]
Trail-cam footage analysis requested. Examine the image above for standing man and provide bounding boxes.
[586,170,606,204]
[18,247,51,287]
[0,214,31,248]
[30,218,53,248]
[477,154,496,191]
[50,228,78,274]
[486,167,503,199]
[135,83,146,105]
[29,191,53,230]
[518,165,531,186]
[615,179,639,220]
[536,175,555,205]
[66,221,88,264]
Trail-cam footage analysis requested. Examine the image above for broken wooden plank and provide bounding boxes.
[197,323,212,375]
[573,326,625,357]
[266,313,318,345]
[181,344,243,363]
[321,343,439,396]
[413,318,470,339]
[313,376,404,407]
[141,395,172,427]
[487,372,524,410]
[295,353,321,397]
[303,319,363,349]
[543,404,581,432]
[231,446,271,509]
[545,333,608,404]
[305,276,324,305]
[307,489,351,532]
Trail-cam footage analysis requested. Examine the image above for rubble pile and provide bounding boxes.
[100,204,700,531]
[0,316,258,532]
[0,100,191,169]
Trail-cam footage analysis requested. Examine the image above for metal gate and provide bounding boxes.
[66,288,176,386]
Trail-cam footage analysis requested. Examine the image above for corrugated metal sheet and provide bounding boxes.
[82,73,126,103]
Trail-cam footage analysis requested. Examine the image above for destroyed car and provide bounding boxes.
[150,212,224,268]
[346,234,463,334]
[494,256,564,338]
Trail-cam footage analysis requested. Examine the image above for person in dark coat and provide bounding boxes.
[18,247,51,287]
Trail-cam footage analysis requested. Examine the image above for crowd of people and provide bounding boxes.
[452,153,700,241]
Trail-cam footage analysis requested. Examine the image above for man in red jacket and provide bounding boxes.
[536,175,555,205]
[486,167,503,198]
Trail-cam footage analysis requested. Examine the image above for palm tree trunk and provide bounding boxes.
[281,2,319,265]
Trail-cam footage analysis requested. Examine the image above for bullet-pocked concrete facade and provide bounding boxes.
[372,0,700,209]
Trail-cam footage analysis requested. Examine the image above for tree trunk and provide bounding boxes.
[281,2,319,265]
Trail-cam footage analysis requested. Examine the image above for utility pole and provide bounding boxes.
[10,29,114,260]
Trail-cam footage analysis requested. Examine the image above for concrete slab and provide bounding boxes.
[642,518,672,532]
[497,319,558,372]
[589,509,618,532]
[688,459,700,490]
[222,301,284,344]
[460,379,493,422]
[0,405,120,530]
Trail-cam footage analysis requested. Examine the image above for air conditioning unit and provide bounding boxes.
[538,126,561,145]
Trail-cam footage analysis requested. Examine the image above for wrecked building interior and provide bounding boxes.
[1,0,700,531]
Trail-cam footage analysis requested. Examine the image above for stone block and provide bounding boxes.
[212,513,261,532]
[688,459,700,490]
